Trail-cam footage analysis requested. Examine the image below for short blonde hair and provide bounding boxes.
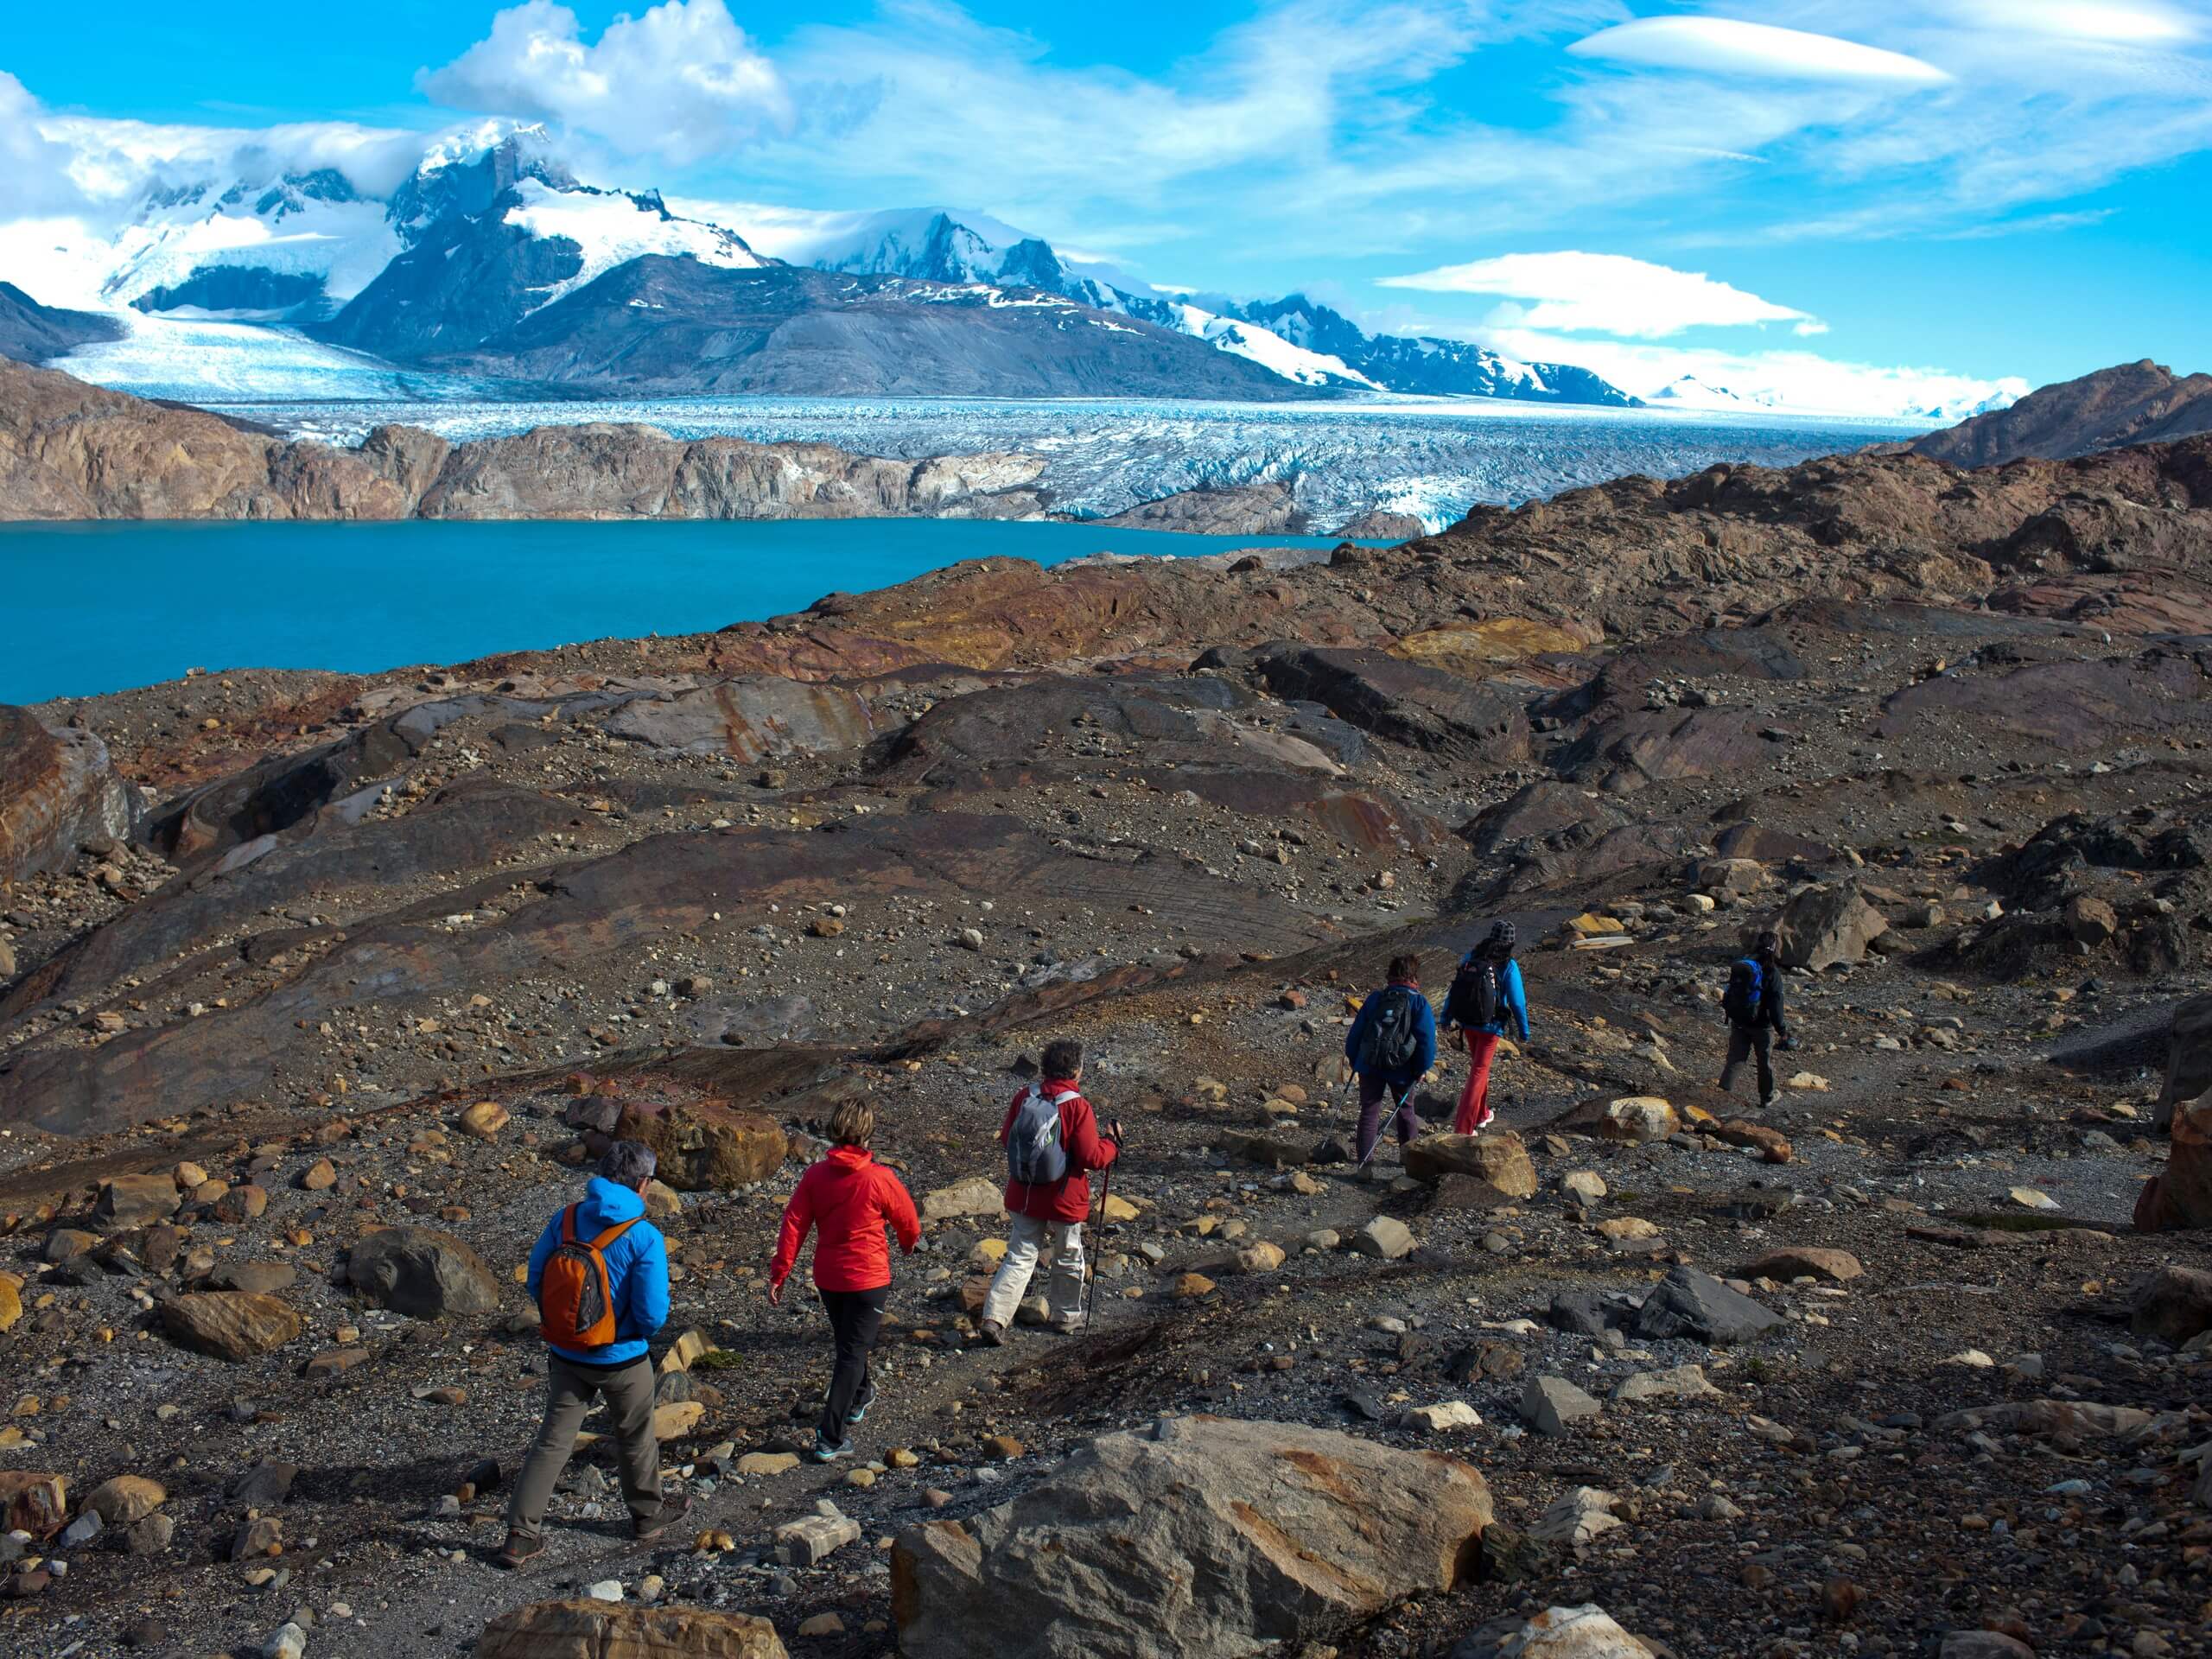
[829,1100,877,1147]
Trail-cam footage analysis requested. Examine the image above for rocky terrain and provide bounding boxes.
[0,360,1412,531]
[0,412,2209,1659]
[0,285,122,366]
[1911,361,2212,467]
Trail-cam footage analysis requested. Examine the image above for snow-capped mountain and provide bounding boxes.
[1645,375,1772,411]
[4,130,1634,404]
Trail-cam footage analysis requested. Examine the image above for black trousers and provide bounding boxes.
[818,1285,887,1447]
[1721,1023,1775,1103]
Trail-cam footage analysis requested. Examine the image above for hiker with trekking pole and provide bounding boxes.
[1344,954,1439,1181]
[976,1038,1121,1345]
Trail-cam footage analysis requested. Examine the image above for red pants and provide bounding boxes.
[1456,1031,1500,1134]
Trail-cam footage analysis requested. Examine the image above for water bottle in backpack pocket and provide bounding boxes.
[1007,1084,1075,1185]
[537,1205,639,1349]
[1722,957,1764,1024]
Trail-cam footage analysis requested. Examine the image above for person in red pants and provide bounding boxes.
[1446,921,1529,1133]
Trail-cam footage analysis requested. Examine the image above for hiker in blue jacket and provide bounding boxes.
[1719,931,1794,1109]
[499,1141,679,1567]
[1448,920,1529,1134]
[1345,954,1438,1179]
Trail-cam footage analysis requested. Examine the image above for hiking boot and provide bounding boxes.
[811,1438,852,1463]
[494,1531,544,1569]
[1049,1315,1086,1335]
[1758,1092,1777,1110]
[633,1493,691,1542]
[977,1319,1007,1347]
[849,1383,876,1426]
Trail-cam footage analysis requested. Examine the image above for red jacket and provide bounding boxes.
[1000,1077,1119,1224]
[770,1145,922,1293]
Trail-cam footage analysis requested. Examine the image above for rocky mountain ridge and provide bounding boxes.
[1,397,2209,1659]
[1912,359,2212,466]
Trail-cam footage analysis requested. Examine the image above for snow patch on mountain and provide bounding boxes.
[1166,302,1378,389]
[503,180,765,314]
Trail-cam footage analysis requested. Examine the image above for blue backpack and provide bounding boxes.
[1722,957,1764,1024]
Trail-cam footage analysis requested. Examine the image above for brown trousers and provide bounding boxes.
[506,1352,666,1541]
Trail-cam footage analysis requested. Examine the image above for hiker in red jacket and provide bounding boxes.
[768,1099,921,1460]
[978,1037,1121,1344]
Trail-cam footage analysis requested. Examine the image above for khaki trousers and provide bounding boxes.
[506,1352,665,1541]
[981,1213,1087,1330]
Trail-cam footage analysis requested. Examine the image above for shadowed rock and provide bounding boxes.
[0,706,141,886]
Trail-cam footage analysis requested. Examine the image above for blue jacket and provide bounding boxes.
[1457,952,1530,1042]
[526,1177,670,1366]
[1345,981,1439,1089]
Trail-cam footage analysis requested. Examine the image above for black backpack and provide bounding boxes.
[1357,986,1424,1075]
[1445,956,1503,1029]
[1722,957,1764,1024]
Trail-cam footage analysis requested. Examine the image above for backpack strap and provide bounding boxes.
[559,1204,579,1245]
[587,1216,642,1251]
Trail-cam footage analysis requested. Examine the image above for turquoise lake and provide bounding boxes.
[0,518,1368,704]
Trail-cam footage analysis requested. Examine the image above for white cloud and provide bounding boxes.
[1950,0,2200,44]
[0,73,86,220]
[1474,322,2030,420]
[421,0,792,165]
[1379,251,1815,338]
[1567,17,1952,86]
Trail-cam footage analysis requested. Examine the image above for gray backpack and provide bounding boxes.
[1007,1084,1076,1185]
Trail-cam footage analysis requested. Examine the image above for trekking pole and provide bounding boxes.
[1084,1158,1112,1333]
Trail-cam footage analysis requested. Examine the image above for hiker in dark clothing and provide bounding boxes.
[1345,955,1438,1178]
[1720,931,1794,1108]
[1446,920,1530,1135]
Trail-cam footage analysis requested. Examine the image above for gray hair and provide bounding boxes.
[597,1140,658,1186]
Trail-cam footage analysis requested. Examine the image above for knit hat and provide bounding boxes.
[1488,919,1516,950]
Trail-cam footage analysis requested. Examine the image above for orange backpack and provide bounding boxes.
[537,1205,640,1349]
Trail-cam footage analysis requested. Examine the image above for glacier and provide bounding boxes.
[192,390,1911,533]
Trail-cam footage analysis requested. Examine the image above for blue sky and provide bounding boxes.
[5,0,2211,410]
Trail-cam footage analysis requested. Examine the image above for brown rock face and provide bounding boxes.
[2157,995,2212,1132]
[161,1292,304,1360]
[891,1415,1491,1659]
[0,1472,67,1539]
[1911,359,2212,466]
[2135,1094,2212,1232]
[0,359,410,520]
[478,1600,790,1659]
[1402,1131,1539,1198]
[613,1099,790,1191]
[0,706,140,886]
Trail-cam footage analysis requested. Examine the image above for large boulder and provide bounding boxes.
[612,1099,788,1191]
[0,706,140,887]
[92,1173,180,1233]
[2135,1093,2212,1232]
[161,1292,303,1360]
[2130,1266,2212,1345]
[1452,1605,1654,1658]
[1403,1132,1538,1199]
[346,1227,501,1319]
[1549,1096,1679,1145]
[0,1472,67,1540]
[1630,1268,1783,1345]
[479,1600,789,1659]
[919,1176,1005,1224]
[1774,882,1888,971]
[891,1414,1493,1659]
[2157,995,2212,1131]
